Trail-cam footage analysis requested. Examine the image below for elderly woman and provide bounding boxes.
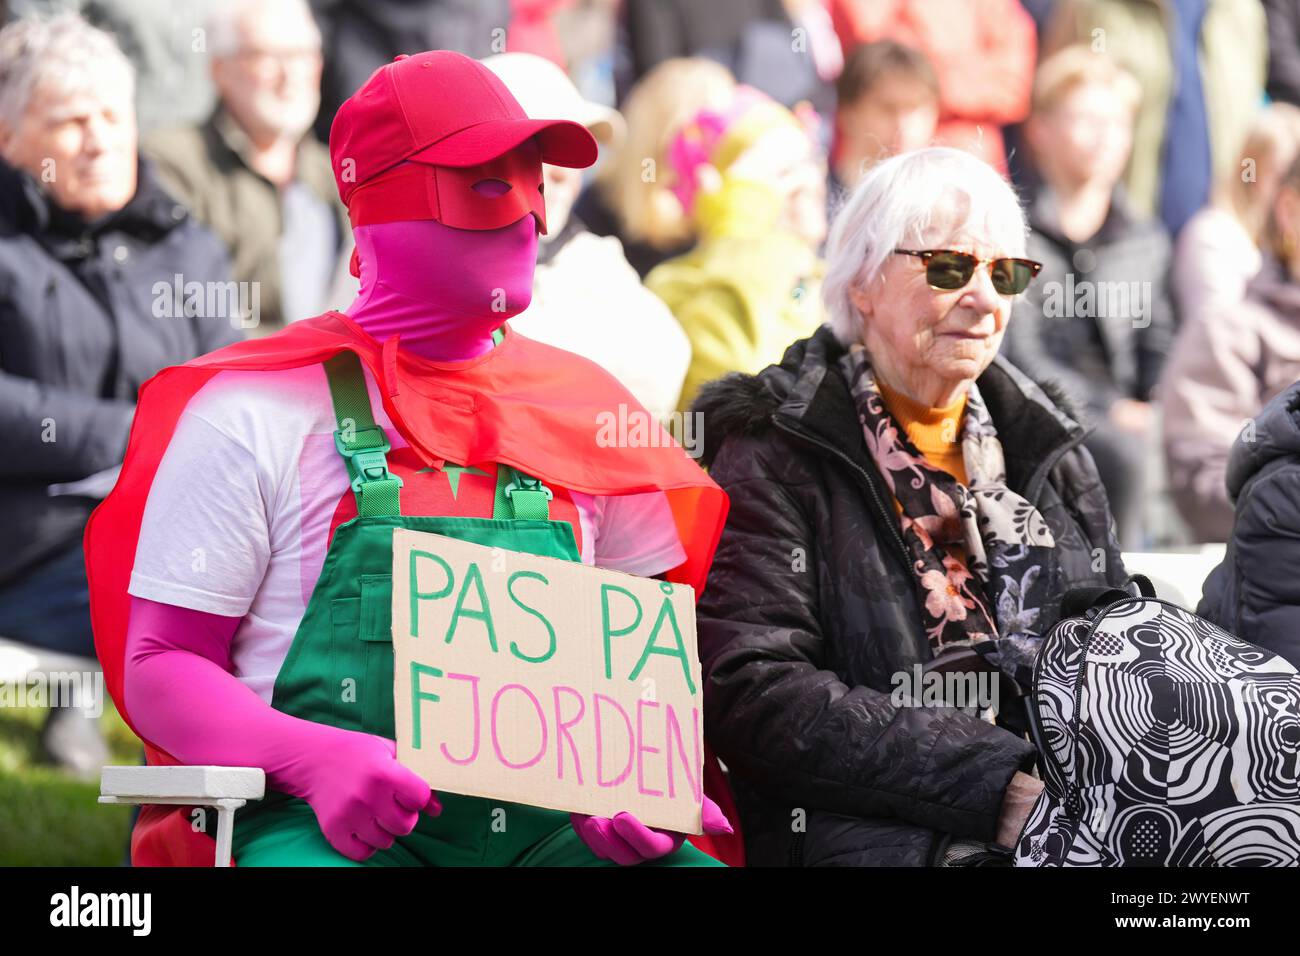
[692,147,1128,867]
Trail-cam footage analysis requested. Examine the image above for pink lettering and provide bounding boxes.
[594,693,634,788]
[636,699,664,797]
[439,672,482,766]
[491,683,547,770]
[664,702,703,803]
[553,685,585,784]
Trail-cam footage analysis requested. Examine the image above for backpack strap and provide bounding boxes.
[1126,573,1156,598]
[1059,573,1156,619]
[323,351,403,517]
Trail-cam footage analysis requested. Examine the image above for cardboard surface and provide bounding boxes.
[391,528,704,833]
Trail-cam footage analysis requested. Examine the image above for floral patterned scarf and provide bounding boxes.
[839,343,1057,668]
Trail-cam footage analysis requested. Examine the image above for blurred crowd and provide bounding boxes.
[1,0,1299,772]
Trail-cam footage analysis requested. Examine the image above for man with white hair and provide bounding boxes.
[4,0,220,130]
[144,0,348,333]
[483,52,692,424]
[0,12,238,776]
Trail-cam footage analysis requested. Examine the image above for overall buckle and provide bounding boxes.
[334,428,403,493]
[503,474,553,501]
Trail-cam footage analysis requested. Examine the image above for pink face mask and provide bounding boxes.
[346,216,538,362]
[356,217,537,313]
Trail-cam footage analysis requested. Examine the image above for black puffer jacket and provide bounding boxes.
[1199,381,1300,668]
[692,325,1127,866]
[0,156,239,585]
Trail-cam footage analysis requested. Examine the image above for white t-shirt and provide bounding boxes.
[129,364,686,703]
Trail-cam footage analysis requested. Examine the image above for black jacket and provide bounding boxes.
[0,156,239,584]
[692,325,1127,866]
[1199,381,1300,668]
[1004,186,1175,416]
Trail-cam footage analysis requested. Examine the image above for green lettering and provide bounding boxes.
[630,596,696,694]
[507,570,556,663]
[445,561,498,651]
[409,550,453,639]
[600,584,643,680]
[410,662,443,749]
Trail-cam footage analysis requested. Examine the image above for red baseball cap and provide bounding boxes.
[329,50,598,206]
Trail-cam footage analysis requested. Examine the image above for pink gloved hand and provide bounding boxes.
[124,596,441,862]
[291,723,442,861]
[569,795,734,865]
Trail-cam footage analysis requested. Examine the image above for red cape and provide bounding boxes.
[85,312,743,865]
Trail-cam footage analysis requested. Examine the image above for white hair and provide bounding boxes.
[0,12,135,134]
[207,0,321,58]
[822,147,1029,345]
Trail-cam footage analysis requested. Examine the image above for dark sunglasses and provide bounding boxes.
[894,248,1043,296]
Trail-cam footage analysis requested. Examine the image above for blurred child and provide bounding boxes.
[830,39,939,214]
[1004,45,1175,550]
[645,87,827,413]
[573,57,736,277]
[1163,148,1300,541]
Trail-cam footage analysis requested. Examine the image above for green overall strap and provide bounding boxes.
[485,325,553,520]
[323,351,403,517]
[492,464,553,520]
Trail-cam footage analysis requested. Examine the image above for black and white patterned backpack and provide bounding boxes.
[1015,577,1300,866]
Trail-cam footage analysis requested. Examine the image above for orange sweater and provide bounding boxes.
[878,381,971,571]
[877,381,968,485]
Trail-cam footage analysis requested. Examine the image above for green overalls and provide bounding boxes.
[229,350,721,867]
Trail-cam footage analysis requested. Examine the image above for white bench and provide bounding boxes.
[1120,545,1226,609]
[98,766,266,867]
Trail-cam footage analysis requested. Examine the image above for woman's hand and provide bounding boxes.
[995,770,1045,848]
[295,725,443,862]
[570,796,733,865]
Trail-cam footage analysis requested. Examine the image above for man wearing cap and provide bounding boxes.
[482,52,692,425]
[85,51,738,867]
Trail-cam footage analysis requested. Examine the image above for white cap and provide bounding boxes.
[481,52,625,148]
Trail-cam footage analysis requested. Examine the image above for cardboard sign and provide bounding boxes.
[391,528,704,833]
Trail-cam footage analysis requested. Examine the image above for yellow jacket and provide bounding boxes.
[646,178,825,414]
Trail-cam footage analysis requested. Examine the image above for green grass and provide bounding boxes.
[0,700,141,866]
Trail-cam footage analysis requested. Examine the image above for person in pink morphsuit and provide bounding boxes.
[101,51,736,867]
